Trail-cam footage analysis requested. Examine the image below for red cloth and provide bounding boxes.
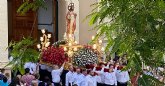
[104,68,109,72]
[95,67,102,71]
[85,64,94,69]
[117,66,123,70]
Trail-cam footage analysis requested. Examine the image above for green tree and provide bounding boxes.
[88,0,165,85]
[17,0,46,14]
[7,37,39,74]
[6,0,45,74]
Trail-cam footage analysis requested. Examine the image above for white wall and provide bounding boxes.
[0,0,9,66]
[38,0,53,32]
[79,0,97,44]
[58,0,67,40]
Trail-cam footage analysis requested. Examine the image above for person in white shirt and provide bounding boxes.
[30,63,37,74]
[73,68,83,86]
[24,62,37,74]
[80,69,87,86]
[51,62,65,86]
[93,63,106,86]
[104,62,118,73]
[94,64,117,86]
[104,65,117,86]
[116,63,129,86]
[85,70,97,86]
[65,65,75,86]
[95,75,102,85]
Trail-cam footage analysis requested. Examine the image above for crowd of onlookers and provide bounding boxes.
[0,68,55,86]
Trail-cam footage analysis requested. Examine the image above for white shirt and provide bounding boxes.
[85,75,97,86]
[80,74,87,86]
[95,75,102,83]
[104,64,118,73]
[73,73,83,86]
[30,63,37,74]
[24,62,37,74]
[93,67,105,83]
[24,62,31,69]
[104,72,117,85]
[40,64,47,70]
[51,66,64,83]
[144,71,153,76]
[65,71,75,86]
[116,70,130,83]
[46,66,53,72]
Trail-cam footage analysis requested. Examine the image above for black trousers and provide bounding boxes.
[68,83,74,86]
[97,83,106,86]
[117,82,127,86]
[54,82,60,86]
[105,84,115,86]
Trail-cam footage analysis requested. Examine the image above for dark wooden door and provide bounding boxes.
[9,0,38,41]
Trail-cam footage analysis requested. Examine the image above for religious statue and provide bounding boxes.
[66,3,77,36]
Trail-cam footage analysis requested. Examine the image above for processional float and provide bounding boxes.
[37,2,105,68]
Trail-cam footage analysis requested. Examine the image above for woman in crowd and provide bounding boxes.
[0,76,8,86]
[5,72,11,84]
[0,69,5,80]
[21,68,35,86]
[31,73,41,86]
[9,76,21,86]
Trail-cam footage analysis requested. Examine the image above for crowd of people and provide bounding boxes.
[0,56,164,86]
[0,60,131,86]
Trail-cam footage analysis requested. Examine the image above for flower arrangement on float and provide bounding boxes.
[40,46,68,66]
[73,45,99,67]
[37,29,68,66]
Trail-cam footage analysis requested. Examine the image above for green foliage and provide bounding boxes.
[138,74,164,86]
[7,37,39,74]
[89,0,165,85]
[17,0,47,14]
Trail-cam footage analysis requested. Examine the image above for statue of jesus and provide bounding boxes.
[66,3,77,36]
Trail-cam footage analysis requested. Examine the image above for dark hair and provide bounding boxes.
[122,62,127,66]
[25,68,30,74]
[9,77,20,86]
[3,76,7,83]
[0,69,5,73]
[5,73,10,78]
[109,64,114,67]
[44,76,50,82]
[46,81,52,86]
[81,68,87,72]
[38,82,45,86]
